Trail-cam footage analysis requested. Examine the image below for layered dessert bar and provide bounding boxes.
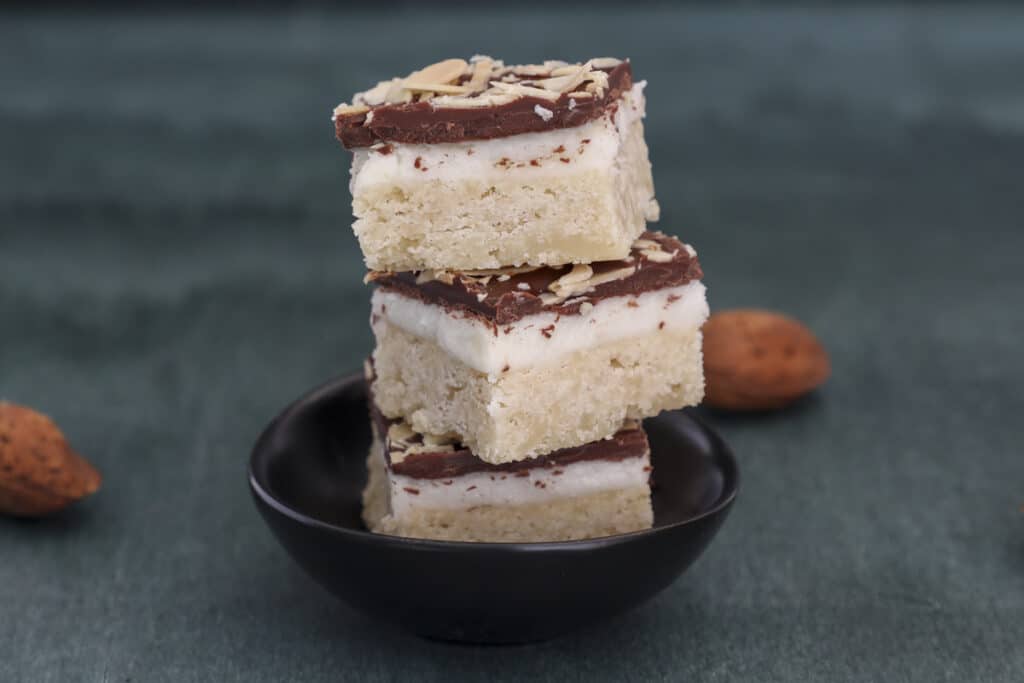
[368,231,707,464]
[362,401,653,542]
[333,56,659,271]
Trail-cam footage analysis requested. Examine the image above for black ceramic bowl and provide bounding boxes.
[250,374,739,643]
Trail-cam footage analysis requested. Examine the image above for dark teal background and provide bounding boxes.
[2,7,1022,681]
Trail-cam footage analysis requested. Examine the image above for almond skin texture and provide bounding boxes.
[0,402,101,517]
[702,309,830,411]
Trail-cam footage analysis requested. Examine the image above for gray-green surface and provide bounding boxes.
[2,7,1022,681]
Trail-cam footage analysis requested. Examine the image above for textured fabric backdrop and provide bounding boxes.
[2,7,1022,682]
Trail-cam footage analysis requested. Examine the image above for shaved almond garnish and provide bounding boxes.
[340,57,626,118]
[467,59,493,92]
[403,58,468,88]
[332,103,369,117]
[489,81,561,102]
[534,60,592,93]
[356,80,395,106]
[551,264,593,289]
[402,83,471,95]
[641,250,675,263]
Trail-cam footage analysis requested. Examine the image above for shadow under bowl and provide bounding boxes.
[250,374,739,643]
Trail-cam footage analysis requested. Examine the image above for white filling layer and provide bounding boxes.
[387,452,650,516]
[371,280,708,376]
[350,83,647,193]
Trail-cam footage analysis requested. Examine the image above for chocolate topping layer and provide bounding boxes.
[335,60,632,148]
[369,397,648,480]
[368,231,703,326]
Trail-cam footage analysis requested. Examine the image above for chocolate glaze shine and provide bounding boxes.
[336,62,632,148]
[370,231,703,326]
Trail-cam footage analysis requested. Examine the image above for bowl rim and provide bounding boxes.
[249,373,740,552]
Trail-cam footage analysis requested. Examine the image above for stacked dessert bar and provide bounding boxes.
[333,56,708,542]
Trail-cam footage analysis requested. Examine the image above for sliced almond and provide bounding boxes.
[460,265,540,278]
[534,60,592,93]
[641,249,676,263]
[415,270,456,285]
[466,58,493,92]
[332,103,369,118]
[433,92,515,109]
[586,70,610,89]
[552,264,593,288]
[356,80,395,106]
[508,64,551,77]
[585,265,636,288]
[403,58,468,88]
[548,64,582,77]
[402,82,471,95]
[489,81,561,102]
[549,264,635,301]
[591,57,623,69]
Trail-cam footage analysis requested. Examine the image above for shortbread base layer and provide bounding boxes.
[361,444,653,543]
[350,84,657,271]
[371,321,704,464]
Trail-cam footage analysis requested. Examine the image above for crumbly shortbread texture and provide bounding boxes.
[350,84,658,271]
[361,445,653,543]
[370,320,704,464]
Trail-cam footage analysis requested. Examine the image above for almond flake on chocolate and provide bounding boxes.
[551,264,594,290]
[467,58,493,92]
[380,79,414,104]
[459,265,541,278]
[641,248,676,263]
[355,80,395,106]
[547,64,582,77]
[415,270,456,285]
[511,64,555,77]
[534,105,554,121]
[535,60,593,93]
[591,57,623,69]
[489,81,561,102]
[403,442,456,457]
[539,292,562,306]
[432,92,516,109]
[332,103,369,118]
[403,82,471,95]
[403,58,468,89]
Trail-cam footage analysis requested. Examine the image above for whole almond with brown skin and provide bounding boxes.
[0,402,101,517]
[702,309,830,411]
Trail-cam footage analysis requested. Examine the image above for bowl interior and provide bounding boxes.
[251,374,736,541]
